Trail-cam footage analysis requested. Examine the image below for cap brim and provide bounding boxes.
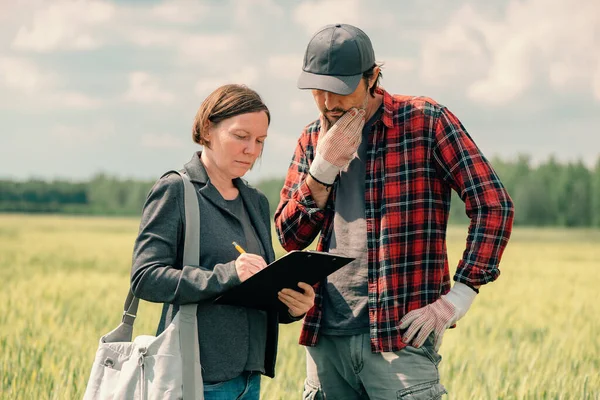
[297,71,362,95]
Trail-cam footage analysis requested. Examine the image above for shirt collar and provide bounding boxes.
[183,151,245,188]
[378,87,394,129]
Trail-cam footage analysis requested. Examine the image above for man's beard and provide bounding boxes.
[324,96,368,125]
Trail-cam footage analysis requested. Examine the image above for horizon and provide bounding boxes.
[1,152,597,184]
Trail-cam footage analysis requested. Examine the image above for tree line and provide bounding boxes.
[1,155,599,227]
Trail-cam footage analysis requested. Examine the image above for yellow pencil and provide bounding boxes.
[232,241,246,254]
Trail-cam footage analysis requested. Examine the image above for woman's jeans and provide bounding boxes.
[203,371,261,400]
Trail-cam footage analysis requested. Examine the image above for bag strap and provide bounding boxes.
[118,170,199,327]
[176,171,203,398]
[104,170,203,399]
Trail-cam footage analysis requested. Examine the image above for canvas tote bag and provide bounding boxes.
[83,171,204,400]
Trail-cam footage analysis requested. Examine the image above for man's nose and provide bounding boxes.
[323,91,340,110]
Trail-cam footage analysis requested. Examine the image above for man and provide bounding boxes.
[274,23,514,399]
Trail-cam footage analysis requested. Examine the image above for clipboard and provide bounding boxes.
[214,250,354,311]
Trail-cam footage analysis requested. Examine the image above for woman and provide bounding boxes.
[130,84,315,399]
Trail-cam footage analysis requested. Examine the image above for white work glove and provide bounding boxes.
[399,282,477,351]
[309,108,366,185]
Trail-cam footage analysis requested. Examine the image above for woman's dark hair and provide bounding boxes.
[192,84,270,147]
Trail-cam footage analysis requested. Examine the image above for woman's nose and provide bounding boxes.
[244,140,257,155]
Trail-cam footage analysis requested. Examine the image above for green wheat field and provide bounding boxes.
[1,213,599,399]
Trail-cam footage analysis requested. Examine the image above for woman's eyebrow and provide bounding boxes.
[232,128,267,138]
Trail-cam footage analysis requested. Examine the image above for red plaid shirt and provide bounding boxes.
[274,88,514,352]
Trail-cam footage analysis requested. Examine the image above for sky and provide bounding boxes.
[0,0,599,184]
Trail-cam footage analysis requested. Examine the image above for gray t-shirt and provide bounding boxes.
[322,106,383,335]
[224,194,267,373]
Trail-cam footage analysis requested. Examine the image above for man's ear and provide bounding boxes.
[369,66,381,90]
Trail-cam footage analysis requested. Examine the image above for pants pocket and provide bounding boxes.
[420,344,442,367]
[397,381,447,400]
[419,334,442,367]
[203,380,228,391]
[303,378,325,400]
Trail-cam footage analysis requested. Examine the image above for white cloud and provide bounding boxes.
[265,131,298,154]
[60,92,104,109]
[233,0,284,28]
[127,28,240,66]
[150,0,209,24]
[52,125,85,141]
[0,56,57,92]
[194,78,229,98]
[466,38,532,106]
[0,57,103,110]
[379,57,415,75]
[593,63,600,101]
[12,1,115,52]
[0,0,598,182]
[230,66,259,85]
[548,62,576,89]
[0,2,22,22]
[8,0,235,68]
[292,0,393,35]
[267,54,303,80]
[290,100,312,115]
[177,34,238,65]
[126,28,179,47]
[123,72,175,104]
[419,6,488,87]
[420,0,600,105]
[51,121,115,144]
[141,133,185,149]
[292,0,359,34]
[194,66,260,97]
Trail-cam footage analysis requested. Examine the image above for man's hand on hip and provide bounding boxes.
[399,282,477,351]
[309,108,366,186]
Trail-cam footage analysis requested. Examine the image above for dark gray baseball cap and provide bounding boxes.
[298,24,375,95]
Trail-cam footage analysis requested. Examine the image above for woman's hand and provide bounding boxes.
[278,282,316,318]
[235,253,267,282]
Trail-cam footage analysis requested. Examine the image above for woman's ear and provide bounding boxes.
[201,120,213,146]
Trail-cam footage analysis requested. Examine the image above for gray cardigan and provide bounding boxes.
[130,152,295,382]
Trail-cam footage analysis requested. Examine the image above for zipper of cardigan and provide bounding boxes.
[138,347,147,400]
